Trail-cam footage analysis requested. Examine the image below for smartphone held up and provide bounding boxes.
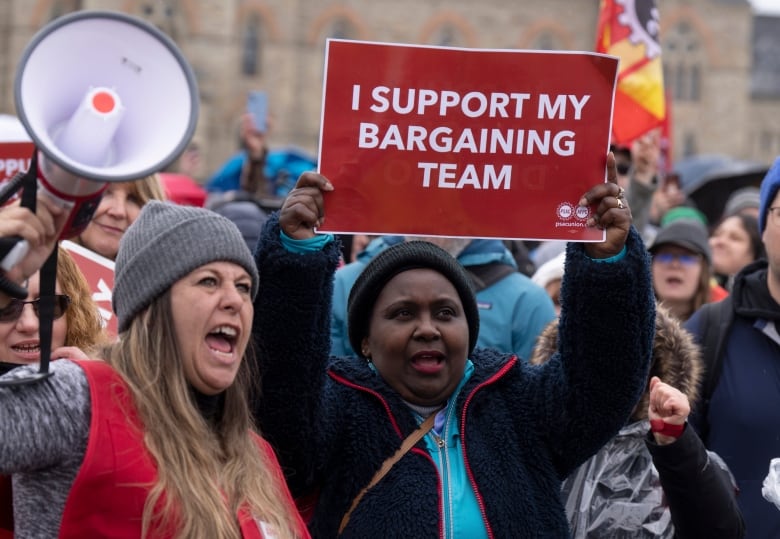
[247,90,268,133]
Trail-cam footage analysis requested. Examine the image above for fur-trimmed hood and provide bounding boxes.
[529,304,702,423]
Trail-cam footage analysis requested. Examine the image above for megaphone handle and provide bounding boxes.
[0,237,30,272]
[0,237,29,299]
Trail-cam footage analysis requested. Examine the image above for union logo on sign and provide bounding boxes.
[556,202,574,220]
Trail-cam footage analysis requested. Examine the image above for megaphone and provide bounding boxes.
[0,11,198,386]
[2,9,198,271]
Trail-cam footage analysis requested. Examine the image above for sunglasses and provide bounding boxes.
[0,295,71,323]
[653,253,701,266]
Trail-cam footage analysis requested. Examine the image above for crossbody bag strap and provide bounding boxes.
[338,411,438,535]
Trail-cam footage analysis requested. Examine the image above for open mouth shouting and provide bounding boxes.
[411,350,446,375]
[205,325,240,363]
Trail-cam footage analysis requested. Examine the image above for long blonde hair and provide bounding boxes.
[99,290,301,539]
[124,173,167,205]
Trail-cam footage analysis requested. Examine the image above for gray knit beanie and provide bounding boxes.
[113,200,259,332]
[347,240,479,357]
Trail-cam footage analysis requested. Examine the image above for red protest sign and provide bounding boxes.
[0,142,34,206]
[61,240,117,339]
[317,40,618,242]
[0,115,34,206]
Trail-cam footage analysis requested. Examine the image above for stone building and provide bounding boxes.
[0,0,778,182]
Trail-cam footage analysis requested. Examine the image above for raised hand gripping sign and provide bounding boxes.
[317,40,618,242]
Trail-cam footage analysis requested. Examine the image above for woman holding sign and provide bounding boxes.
[252,154,654,538]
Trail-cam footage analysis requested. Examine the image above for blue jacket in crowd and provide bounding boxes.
[205,149,316,197]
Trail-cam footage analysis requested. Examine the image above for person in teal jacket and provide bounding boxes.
[331,236,557,359]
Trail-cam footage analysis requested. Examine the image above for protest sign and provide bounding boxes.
[317,40,618,241]
[0,115,34,206]
[0,143,33,184]
[61,240,117,338]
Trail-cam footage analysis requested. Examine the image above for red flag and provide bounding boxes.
[596,0,666,145]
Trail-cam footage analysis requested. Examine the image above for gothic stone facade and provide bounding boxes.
[1,0,778,181]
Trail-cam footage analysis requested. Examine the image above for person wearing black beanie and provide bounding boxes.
[347,240,480,358]
[252,161,657,539]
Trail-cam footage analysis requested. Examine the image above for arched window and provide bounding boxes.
[242,14,262,76]
[662,21,704,102]
[752,29,780,98]
[682,131,697,158]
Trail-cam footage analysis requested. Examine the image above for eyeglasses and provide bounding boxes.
[653,253,701,266]
[616,162,631,176]
[0,295,71,323]
[768,207,780,227]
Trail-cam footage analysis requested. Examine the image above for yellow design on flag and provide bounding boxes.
[596,0,666,144]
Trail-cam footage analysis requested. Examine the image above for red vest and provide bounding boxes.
[57,360,307,539]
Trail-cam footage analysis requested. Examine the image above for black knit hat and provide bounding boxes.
[347,240,479,357]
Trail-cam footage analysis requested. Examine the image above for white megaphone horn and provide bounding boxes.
[1,10,198,270]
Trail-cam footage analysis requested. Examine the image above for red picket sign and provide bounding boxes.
[317,40,618,242]
[61,240,117,339]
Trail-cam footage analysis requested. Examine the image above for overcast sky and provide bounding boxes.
[749,0,780,14]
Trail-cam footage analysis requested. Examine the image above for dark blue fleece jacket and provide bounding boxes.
[252,216,655,538]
